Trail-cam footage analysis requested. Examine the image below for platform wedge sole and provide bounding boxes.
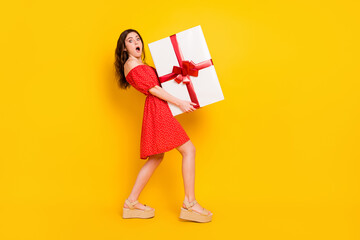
[122,199,155,219]
[122,207,155,219]
[179,207,212,223]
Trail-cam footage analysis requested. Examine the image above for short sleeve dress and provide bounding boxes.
[125,64,190,159]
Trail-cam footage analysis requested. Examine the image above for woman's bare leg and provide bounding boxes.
[176,140,196,202]
[123,153,164,210]
[176,140,212,215]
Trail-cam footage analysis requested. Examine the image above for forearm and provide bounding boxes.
[148,85,181,106]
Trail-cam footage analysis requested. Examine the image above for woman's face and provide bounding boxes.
[124,32,143,59]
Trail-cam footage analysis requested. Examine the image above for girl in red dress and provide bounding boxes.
[114,29,212,222]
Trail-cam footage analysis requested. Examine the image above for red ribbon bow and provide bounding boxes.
[158,34,214,109]
[172,60,198,84]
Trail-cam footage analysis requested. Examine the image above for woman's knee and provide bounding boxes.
[177,140,196,157]
[148,153,165,162]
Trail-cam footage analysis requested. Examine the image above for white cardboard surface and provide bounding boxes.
[148,25,224,116]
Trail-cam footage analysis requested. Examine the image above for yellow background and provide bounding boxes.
[1,0,359,239]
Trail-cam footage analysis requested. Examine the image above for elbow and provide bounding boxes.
[148,85,162,95]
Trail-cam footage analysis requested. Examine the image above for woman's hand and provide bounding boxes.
[177,99,197,113]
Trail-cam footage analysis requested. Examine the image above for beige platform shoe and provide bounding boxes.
[122,199,155,219]
[179,199,213,223]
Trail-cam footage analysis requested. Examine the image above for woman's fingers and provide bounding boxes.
[182,101,197,113]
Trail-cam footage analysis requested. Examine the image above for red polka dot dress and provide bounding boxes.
[125,64,190,160]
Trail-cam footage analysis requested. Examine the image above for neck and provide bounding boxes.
[128,55,142,63]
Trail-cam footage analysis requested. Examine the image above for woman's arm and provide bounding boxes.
[149,85,197,113]
[149,86,181,106]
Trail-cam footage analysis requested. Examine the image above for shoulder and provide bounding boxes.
[124,60,145,77]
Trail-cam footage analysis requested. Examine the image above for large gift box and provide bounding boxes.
[148,25,224,116]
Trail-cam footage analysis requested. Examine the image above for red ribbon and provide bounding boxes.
[158,34,214,109]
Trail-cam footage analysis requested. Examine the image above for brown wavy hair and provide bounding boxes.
[114,29,147,89]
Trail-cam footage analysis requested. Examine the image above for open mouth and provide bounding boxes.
[136,47,140,52]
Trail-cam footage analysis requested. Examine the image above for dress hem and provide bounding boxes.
[140,137,190,160]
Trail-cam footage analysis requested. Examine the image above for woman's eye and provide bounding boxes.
[129,40,132,43]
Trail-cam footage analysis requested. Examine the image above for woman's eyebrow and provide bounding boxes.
[126,35,139,41]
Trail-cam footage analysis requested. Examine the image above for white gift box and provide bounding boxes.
[148,25,224,116]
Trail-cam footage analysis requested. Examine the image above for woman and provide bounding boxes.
[114,29,213,223]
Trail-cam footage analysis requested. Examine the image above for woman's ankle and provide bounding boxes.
[126,196,138,202]
[184,196,196,202]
